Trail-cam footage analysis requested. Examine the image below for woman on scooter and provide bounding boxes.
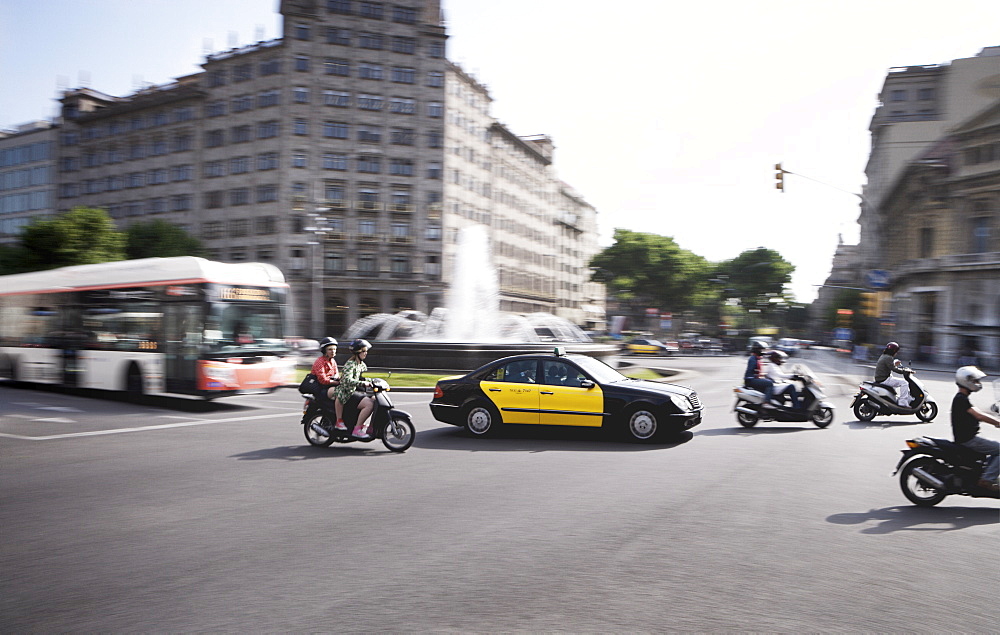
[334,338,375,439]
[311,337,341,415]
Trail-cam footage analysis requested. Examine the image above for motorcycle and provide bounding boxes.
[894,436,1000,506]
[302,377,416,452]
[733,363,834,428]
[851,367,938,422]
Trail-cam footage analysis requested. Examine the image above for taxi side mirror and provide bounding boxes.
[580,379,595,388]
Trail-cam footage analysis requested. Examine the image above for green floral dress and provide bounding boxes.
[334,358,367,404]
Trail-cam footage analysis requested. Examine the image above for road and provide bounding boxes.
[1,350,997,632]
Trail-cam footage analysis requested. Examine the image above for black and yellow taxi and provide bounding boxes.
[429,348,702,442]
[623,338,677,356]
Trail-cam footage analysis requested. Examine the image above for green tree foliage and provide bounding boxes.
[126,219,205,259]
[589,229,712,312]
[717,247,795,309]
[16,207,126,272]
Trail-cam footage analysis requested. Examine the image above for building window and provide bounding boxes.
[391,127,415,145]
[358,125,382,142]
[427,102,443,117]
[427,71,444,87]
[389,97,416,114]
[357,94,383,110]
[325,253,344,273]
[427,41,444,58]
[327,0,352,15]
[358,2,383,19]
[358,63,383,80]
[230,188,250,206]
[293,118,309,136]
[171,164,193,181]
[256,184,278,203]
[172,133,192,152]
[891,89,907,102]
[295,23,311,40]
[326,27,350,45]
[295,55,310,72]
[358,187,379,203]
[257,152,280,170]
[425,254,440,275]
[203,221,223,239]
[293,87,310,103]
[323,121,349,139]
[325,58,351,76]
[359,32,383,49]
[323,153,348,170]
[258,121,280,139]
[392,36,416,54]
[205,191,224,209]
[972,216,991,253]
[427,130,443,147]
[231,125,252,143]
[389,158,414,176]
[171,194,193,211]
[357,155,382,173]
[391,67,415,84]
[260,58,282,76]
[292,152,308,168]
[426,224,441,240]
[919,226,934,258]
[391,256,410,274]
[392,6,417,23]
[258,89,281,108]
[427,161,442,179]
[256,216,277,235]
[358,218,377,235]
[358,254,376,274]
[324,90,350,107]
[232,95,254,112]
[233,64,253,82]
[918,87,934,100]
[325,182,346,202]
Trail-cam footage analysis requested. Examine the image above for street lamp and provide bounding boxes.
[302,207,330,338]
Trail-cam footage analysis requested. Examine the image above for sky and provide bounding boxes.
[3,0,1000,302]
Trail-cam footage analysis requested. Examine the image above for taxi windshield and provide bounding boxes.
[572,355,629,384]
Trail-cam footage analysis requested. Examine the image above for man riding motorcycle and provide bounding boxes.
[952,366,1000,493]
[874,341,911,407]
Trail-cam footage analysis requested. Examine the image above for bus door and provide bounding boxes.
[163,303,201,393]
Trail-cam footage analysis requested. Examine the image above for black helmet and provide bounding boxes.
[884,341,899,355]
[318,337,338,353]
[350,338,372,353]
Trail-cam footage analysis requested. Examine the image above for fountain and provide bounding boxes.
[341,225,616,371]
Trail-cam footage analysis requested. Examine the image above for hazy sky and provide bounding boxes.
[3,0,999,301]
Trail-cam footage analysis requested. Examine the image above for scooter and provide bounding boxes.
[894,436,1000,506]
[302,377,415,452]
[851,367,938,423]
[733,363,834,428]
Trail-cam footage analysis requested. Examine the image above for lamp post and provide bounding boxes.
[303,208,330,338]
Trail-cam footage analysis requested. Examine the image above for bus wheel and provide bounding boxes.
[126,365,144,397]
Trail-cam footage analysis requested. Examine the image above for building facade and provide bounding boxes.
[0,121,58,242]
[45,0,603,338]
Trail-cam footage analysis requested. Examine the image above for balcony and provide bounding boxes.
[896,252,1000,278]
[356,200,383,211]
[390,235,414,244]
[389,203,414,213]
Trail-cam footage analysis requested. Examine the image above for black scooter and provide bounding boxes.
[894,436,999,506]
[302,378,415,452]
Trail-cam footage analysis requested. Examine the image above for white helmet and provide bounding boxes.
[956,365,986,392]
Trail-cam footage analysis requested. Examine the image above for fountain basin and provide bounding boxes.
[359,341,620,374]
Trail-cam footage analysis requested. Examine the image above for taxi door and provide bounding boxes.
[537,360,604,427]
[480,359,539,424]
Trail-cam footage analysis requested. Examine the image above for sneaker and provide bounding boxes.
[334,420,347,431]
[351,426,370,439]
[976,479,999,493]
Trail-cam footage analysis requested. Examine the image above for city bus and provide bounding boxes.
[0,257,296,398]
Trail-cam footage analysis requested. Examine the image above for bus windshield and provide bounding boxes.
[203,303,288,355]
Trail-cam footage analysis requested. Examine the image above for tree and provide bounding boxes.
[716,247,795,312]
[589,229,712,312]
[126,220,205,259]
[17,207,126,272]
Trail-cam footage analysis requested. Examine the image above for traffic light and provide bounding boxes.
[837,308,853,326]
[775,163,784,192]
[860,292,879,317]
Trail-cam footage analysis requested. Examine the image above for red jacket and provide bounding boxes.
[311,355,339,385]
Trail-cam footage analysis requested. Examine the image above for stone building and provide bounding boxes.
[0,121,58,242]
[47,0,603,338]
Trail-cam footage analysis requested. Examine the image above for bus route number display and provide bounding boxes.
[217,286,273,302]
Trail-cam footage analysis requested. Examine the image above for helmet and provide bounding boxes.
[884,341,900,355]
[350,338,372,353]
[768,350,787,364]
[956,365,986,392]
[318,337,338,353]
[750,340,765,353]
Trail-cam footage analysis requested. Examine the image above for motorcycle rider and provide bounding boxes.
[744,340,775,406]
[310,337,341,425]
[766,350,800,409]
[874,341,911,407]
[335,338,375,439]
[952,366,1000,493]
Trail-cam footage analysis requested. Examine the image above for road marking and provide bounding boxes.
[0,410,301,441]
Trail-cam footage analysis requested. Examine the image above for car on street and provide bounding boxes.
[623,338,678,356]
[429,348,702,442]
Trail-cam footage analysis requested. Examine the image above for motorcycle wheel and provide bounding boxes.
[736,410,759,428]
[811,406,833,428]
[899,457,948,507]
[853,399,877,422]
[916,401,938,423]
[381,416,415,453]
[303,413,335,447]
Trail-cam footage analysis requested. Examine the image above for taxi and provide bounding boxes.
[624,338,677,356]
[429,348,702,442]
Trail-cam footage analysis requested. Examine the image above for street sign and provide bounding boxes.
[833,327,853,341]
[865,269,891,289]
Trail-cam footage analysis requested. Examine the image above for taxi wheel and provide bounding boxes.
[624,406,659,442]
[464,401,499,437]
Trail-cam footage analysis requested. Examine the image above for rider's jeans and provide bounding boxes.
[961,435,1000,482]
[882,376,911,405]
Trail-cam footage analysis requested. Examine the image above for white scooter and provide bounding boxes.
[851,366,938,423]
[733,363,835,428]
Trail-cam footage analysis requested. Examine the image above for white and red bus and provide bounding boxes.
[0,257,296,398]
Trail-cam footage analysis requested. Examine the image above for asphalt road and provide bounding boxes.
[2,350,997,632]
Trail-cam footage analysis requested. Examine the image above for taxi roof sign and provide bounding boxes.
[553,346,566,356]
